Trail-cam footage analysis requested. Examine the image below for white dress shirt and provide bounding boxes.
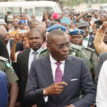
[28,47,42,73]
[6,41,11,58]
[50,54,65,82]
[82,35,89,48]
[96,60,107,107]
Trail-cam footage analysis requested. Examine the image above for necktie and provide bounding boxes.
[33,51,38,60]
[55,62,62,83]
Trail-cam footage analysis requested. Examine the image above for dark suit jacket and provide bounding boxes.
[9,39,23,52]
[0,34,9,59]
[88,35,94,48]
[16,49,30,107]
[95,52,107,87]
[9,39,24,73]
[24,55,96,107]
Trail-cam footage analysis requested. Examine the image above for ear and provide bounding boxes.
[47,43,50,51]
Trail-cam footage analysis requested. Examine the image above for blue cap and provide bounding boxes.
[69,29,84,35]
[60,17,70,25]
[47,24,67,32]
[18,20,26,24]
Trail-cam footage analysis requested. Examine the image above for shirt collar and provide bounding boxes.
[6,41,9,47]
[50,54,65,64]
[30,47,43,54]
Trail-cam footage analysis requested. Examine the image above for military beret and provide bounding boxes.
[60,17,70,25]
[18,20,26,24]
[85,14,92,18]
[78,21,89,28]
[69,29,84,35]
[47,24,67,32]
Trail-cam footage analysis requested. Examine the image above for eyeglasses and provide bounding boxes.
[48,42,71,50]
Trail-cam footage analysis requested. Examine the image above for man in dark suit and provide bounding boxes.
[16,28,43,107]
[0,27,23,72]
[0,34,9,59]
[24,29,96,107]
[78,21,94,48]
[95,52,107,87]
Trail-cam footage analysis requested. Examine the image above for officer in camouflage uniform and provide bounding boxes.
[39,24,92,71]
[69,29,98,79]
[0,56,19,107]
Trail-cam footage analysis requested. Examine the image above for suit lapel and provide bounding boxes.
[41,55,58,102]
[24,49,30,74]
[59,56,75,102]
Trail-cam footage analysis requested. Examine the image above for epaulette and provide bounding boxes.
[85,47,95,52]
[0,56,8,62]
[41,48,48,53]
[71,43,82,51]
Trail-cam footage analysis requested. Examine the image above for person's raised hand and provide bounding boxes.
[44,81,67,95]
[101,22,107,31]
[14,33,20,43]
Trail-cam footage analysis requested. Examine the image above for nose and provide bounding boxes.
[62,45,70,52]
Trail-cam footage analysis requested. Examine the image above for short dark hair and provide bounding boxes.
[28,28,42,37]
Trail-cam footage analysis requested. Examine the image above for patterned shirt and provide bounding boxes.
[94,30,107,55]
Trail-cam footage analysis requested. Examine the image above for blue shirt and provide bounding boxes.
[0,70,8,107]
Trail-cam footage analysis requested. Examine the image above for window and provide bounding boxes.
[5,7,21,15]
[0,7,3,14]
[35,7,54,17]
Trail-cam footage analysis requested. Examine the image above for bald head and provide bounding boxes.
[36,25,46,35]
[28,28,42,37]
[47,29,68,43]
[0,26,7,36]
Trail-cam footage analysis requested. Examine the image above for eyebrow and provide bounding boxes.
[56,41,69,46]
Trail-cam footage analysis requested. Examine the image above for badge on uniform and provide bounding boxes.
[11,67,14,72]
[6,63,11,68]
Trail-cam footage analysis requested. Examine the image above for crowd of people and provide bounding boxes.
[0,9,107,107]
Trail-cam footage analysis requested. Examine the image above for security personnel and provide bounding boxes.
[0,56,19,107]
[39,24,92,71]
[69,29,98,79]
[18,20,26,29]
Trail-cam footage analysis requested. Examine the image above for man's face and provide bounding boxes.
[13,15,17,19]
[28,31,43,51]
[103,30,107,45]
[20,14,26,20]
[94,13,99,18]
[31,15,35,19]
[47,34,70,61]
[30,21,39,29]
[70,34,83,46]
[100,16,105,23]
[79,27,89,38]
[86,17,92,23]
[13,19,19,27]
[19,23,25,29]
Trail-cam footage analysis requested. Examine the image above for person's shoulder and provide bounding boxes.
[68,55,84,62]
[71,43,82,51]
[18,49,30,56]
[0,56,8,62]
[40,48,48,53]
[84,47,95,52]
[0,70,6,77]
[100,52,107,57]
